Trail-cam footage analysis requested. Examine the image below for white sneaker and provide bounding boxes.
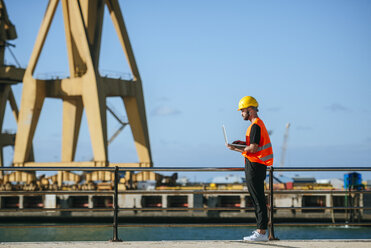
[243,231,268,241]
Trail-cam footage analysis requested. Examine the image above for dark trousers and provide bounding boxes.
[244,159,268,230]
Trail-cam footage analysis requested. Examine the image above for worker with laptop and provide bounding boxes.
[226,96,273,241]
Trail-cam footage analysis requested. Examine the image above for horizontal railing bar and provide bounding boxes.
[0,206,370,212]
[263,190,371,194]
[118,223,258,227]
[118,223,371,227]
[0,207,371,212]
[0,223,370,229]
[0,167,97,171]
[117,190,370,195]
[274,206,371,210]
[0,207,255,212]
[274,223,371,226]
[0,224,112,228]
[120,190,252,195]
[120,190,371,195]
[1,167,244,172]
[0,208,113,212]
[1,190,370,195]
[0,224,256,228]
[275,167,371,172]
[0,190,251,195]
[0,191,114,195]
[0,167,116,171]
[1,166,371,172]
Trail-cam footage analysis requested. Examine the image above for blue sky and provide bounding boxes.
[3,0,371,181]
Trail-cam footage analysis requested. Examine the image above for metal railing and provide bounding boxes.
[0,166,371,241]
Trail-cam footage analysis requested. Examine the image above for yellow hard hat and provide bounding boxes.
[237,96,258,111]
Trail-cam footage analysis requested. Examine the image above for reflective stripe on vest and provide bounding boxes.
[257,142,272,152]
[260,153,274,162]
[242,118,274,166]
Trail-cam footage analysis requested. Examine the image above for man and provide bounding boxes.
[226,96,273,241]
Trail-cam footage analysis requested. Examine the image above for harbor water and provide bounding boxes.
[0,225,370,242]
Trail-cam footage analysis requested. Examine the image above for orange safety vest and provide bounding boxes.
[242,118,273,166]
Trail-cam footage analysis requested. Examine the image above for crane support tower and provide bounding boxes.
[0,0,35,181]
[12,0,152,181]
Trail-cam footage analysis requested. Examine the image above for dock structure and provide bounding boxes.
[1,166,371,225]
[1,190,370,223]
[1,167,371,244]
[1,240,371,248]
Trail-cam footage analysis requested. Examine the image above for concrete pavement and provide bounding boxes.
[1,240,371,248]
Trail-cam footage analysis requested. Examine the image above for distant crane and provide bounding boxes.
[267,123,290,183]
[279,122,291,168]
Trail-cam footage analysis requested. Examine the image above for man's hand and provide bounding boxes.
[226,143,244,152]
[226,143,235,150]
[244,143,259,153]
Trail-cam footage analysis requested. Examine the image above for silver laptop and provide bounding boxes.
[222,125,246,148]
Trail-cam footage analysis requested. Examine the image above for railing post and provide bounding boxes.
[111,166,122,242]
[268,166,278,240]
